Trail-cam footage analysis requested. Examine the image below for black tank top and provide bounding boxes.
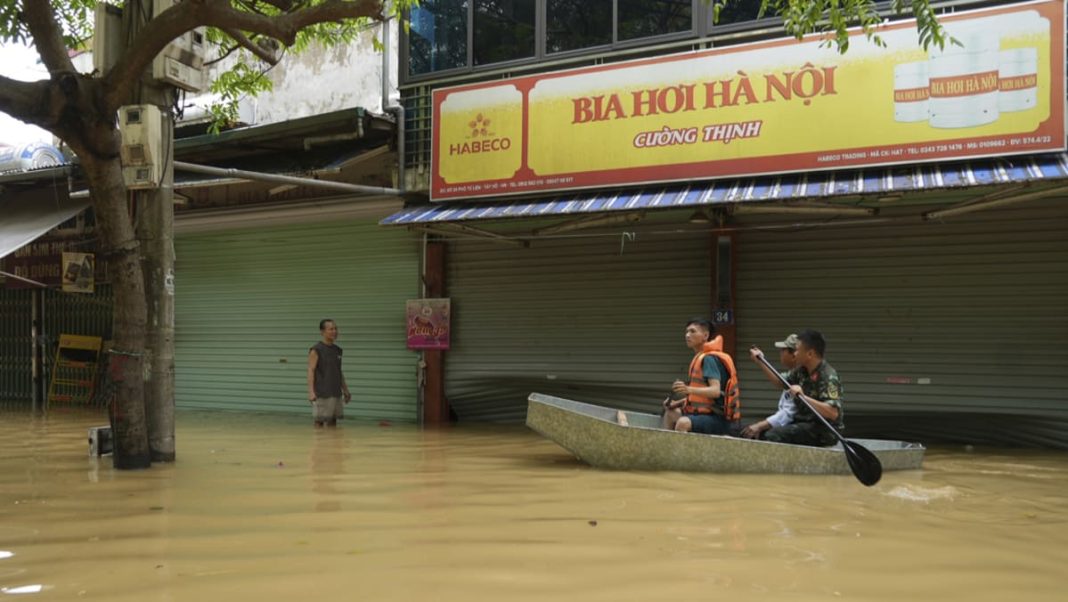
[311,342,343,397]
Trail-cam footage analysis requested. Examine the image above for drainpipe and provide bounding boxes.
[382,17,406,192]
[384,16,420,422]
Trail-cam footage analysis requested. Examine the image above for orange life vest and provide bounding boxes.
[684,336,741,421]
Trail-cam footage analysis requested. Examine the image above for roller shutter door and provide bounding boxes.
[445,229,711,422]
[175,219,420,420]
[735,199,1068,447]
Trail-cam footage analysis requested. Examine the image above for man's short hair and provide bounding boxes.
[319,319,335,331]
[796,329,826,357]
[686,317,716,341]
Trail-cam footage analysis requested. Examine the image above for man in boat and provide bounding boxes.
[658,318,741,435]
[740,333,800,439]
[748,329,843,446]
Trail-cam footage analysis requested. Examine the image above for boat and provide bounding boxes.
[526,393,925,475]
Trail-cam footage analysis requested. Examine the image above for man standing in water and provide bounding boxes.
[749,329,843,446]
[307,319,351,428]
[659,318,741,435]
[740,333,800,439]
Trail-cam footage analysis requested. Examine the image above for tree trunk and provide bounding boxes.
[81,150,152,470]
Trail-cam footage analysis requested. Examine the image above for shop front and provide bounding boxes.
[1,171,112,408]
[387,0,1068,446]
[170,107,422,421]
[173,202,421,420]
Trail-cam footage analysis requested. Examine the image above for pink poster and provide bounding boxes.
[406,298,451,350]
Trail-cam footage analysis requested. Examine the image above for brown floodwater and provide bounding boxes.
[0,408,1065,601]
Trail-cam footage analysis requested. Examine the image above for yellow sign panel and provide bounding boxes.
[431,0,1065,200]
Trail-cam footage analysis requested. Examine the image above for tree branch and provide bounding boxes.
[22,0,76,74]
[260,0,298,11]
[0,75,46,126]
[221,28,279,65]
[103,0,386,110]
[204,43,241,67]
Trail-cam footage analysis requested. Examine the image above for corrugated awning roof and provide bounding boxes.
[174,107,393,164]
[0,165,71,186]
[173,146,388,189]
[0,186,87,261]
[382,152,1068,225]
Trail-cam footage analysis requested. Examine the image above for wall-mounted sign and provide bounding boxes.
[2,238,105,289]
[61,252,95,293]
[406,298,451,350]
[431,0,1065,200]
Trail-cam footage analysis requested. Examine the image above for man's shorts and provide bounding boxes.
[312,396,343,421]
[764,422,837,446]
[684,413,734,435]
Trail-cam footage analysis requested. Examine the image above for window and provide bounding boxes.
[473,0,536,65]
[409,0,469,77]
[406,0,721,79]
[546,0,612,54]
[713,0,768,28]
[618,0,692,42]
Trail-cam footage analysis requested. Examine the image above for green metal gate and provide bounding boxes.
[0,288,33,405]
[41,285,113,408]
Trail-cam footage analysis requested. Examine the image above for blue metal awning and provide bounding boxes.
[382,153,1068,225]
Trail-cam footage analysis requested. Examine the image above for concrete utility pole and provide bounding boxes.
[135,100,176,463]
[125,0,176,462]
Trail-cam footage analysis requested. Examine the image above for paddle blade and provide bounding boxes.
[842,440,883,486]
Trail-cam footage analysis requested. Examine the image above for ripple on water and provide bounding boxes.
[883,484,960,503]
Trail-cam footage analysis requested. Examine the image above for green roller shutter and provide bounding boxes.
[445,228,712,422]
[175,218,420,420]
[735,198,1068,447]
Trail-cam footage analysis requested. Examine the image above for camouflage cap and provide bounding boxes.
[774,333,800,350]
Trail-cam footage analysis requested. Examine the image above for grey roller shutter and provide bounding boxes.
[445,228,711,422]
[175,219,420,420]
[735,198,1068,447]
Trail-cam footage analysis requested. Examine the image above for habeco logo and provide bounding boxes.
[448,113,512,156]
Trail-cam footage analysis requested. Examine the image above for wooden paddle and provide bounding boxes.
[753,350,882,486]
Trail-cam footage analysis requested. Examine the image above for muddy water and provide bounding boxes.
[0,409,1065,601]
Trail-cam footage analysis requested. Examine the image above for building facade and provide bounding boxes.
[391,0,1068,446]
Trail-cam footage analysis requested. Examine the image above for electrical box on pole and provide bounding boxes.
[151,0,207,92]
[119,104,164,189]
[92,2,124,74]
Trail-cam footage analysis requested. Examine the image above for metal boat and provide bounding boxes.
[526,393,925,475]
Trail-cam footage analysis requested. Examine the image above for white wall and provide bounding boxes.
[253,21,398,123]
[190,20,398,127]
[0,19,398,141]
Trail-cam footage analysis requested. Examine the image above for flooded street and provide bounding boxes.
[1,409,1066,601]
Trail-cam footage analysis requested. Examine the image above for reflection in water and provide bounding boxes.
[0,408,1066,601]
[310,430,345,513]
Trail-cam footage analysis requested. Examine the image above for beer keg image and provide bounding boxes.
[893,61,930,122]
[927,31,1000,128]
[998,48,1039,112]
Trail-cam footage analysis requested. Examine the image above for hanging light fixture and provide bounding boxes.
[688,208,712,224]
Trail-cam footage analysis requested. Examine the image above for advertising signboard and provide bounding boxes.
[431,0,1065,200]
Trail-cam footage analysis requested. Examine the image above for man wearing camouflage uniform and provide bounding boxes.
[741,333,800,439]
[749,329,843,446]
